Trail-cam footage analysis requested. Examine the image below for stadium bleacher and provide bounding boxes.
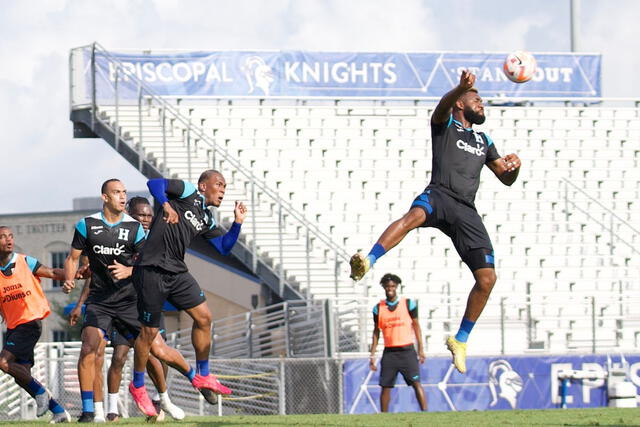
[90,98,640,354]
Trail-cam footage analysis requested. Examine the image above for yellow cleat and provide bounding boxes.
[349,252,371,281]
[446,336,467,374]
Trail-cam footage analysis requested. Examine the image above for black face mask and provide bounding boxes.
[463,105,486,125]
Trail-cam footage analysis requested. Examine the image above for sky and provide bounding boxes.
[1,0,639,214]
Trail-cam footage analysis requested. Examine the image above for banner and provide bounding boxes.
[343,354,640,413]
[85,49,601,100]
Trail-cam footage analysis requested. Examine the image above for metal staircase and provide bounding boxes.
[70,43,364,301]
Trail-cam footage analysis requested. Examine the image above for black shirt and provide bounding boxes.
[136,180,219,273]
[427,115,501,207]
[72,212,145,304]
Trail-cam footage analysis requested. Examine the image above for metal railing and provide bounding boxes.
[69,43,359,299]
[563,177,640,258]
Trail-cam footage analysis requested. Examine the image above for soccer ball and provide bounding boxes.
[503,50,537,83]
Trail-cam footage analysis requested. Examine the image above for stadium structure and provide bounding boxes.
[1,43,639,419]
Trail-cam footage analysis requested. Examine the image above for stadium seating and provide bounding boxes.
[96,99,640,354]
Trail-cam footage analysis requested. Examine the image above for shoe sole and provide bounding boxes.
[349,254,367,280]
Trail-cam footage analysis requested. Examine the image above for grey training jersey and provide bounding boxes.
[427,115,501,207]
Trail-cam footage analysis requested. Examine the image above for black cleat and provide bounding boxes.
[200,388,219,405]
[106,413,120,422]
[77,412,95,423]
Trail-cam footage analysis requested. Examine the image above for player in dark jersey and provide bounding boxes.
[63,179,196,422]
[68,197,184,422]
[350,71,521,374]
[129,170,246,417]
[0,226,71,423]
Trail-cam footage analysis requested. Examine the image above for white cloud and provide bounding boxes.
[0,0,637,214]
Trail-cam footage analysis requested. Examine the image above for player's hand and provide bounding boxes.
[503,153,521,173]
[418,351,426,364]
[369,357,377,371]
[62,279,75,294]
[459,69,476,90]
[108,260,132,281]
[69,305,82,326]
[163,202,179,224]
[234,201,247,224]
[76,264,91,279]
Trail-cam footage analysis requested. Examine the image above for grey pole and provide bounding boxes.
[570,0,580,52]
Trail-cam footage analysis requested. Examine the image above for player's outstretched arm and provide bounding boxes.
[431,70,476,124]
[488,153,521,186]
[34,265,65,281]
[208,201,247,255]
[62,248,83,294]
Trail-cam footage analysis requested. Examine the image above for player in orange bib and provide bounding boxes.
[369,273,427,412]
[0,226,71,423]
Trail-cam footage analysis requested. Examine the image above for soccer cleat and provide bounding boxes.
[192,374,232,395]
[446,336,468,374]
[49,410,70,424]
[94,414,106,423]
[106,413,120,422]
[349,252,371,281]
[77,412,95,423]
[160,399,185,420]
[199,388,218,405]
[128,382,158,417]
[35,390,51,417]
[151,401,166,422]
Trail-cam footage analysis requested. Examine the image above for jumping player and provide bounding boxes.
[350,70,521,374]
[0,226,71,423]
[370,273,427,412]
[63,179,196,422]
[129,170,246,417]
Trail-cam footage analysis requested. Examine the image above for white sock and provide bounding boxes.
[107,393,119,415]
[94,401,104,418]
[159,391,170,403]
[150,390,161,402]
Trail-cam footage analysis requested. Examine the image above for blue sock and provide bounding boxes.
[367,243,386,266]
[197,360,210,376]
[133,371,145,388]
[81,391,94,413]
[49,398,64,414]
[27,379,46,397]
[455,318,476,343]
[183,367,196,382]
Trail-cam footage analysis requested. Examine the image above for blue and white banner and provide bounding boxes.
[343,354,640,413]
[86,49,601,99]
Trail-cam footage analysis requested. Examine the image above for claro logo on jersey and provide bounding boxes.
[456,140,485,156]
[184,210,204,231]
[93,243,126,256]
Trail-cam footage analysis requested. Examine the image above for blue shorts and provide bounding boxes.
[411,188,495,271]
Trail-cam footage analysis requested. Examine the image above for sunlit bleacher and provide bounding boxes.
[95,98,639,354]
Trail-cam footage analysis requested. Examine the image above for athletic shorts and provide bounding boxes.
[83,298,141,340]
[3,319,42,365]
[110,314,167,347]
[133,265,206,328]
[379,345,420,387]
[411,188,495,271]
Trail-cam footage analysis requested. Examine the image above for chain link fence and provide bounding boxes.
[0,343,344,421]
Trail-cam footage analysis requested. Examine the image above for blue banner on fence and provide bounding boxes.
[343,354,640,413]
[86,49,601,99]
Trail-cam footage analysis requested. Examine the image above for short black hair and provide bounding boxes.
[380,273,402,286]
[101,178,121,195]
[127,196,150,214]
[198,169,222,185]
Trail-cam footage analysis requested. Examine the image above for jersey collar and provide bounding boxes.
[452,118,473,131]
[0,252,17,271]
[385,297,399,306]
[100,211,124,227]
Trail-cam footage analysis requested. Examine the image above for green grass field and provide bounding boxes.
[2,408,639,427]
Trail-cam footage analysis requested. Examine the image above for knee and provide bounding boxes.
[0,357,9,373]
[193,312,212,330]
[476,270,497,293]
[399,208,425,230]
